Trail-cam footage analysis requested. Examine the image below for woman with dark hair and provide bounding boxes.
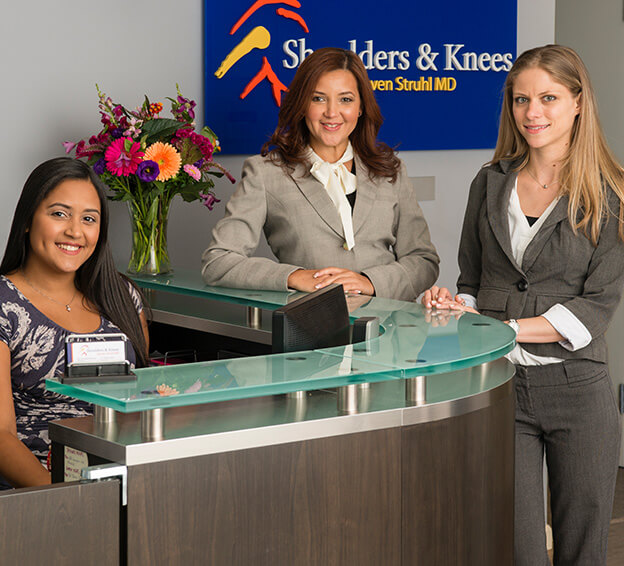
[202,47,439,300]
[0,157,149,489]
[423,45,624,565]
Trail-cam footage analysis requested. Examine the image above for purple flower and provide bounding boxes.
[111,127,125,139]
[177,95,196,120]
[93,158,107,175]
[136,160,160,183]
[199,192,220,211]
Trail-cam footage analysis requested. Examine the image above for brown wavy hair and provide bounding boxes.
[261,47,401,182]
[492,44,624,244]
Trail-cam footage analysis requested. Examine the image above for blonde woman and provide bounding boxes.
[424,45,624,565]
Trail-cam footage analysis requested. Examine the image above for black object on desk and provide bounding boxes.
[272,284,350,353]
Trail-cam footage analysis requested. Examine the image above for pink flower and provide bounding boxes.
[183,164,201,181]
[104,138,144,176]
[62,141,76,154]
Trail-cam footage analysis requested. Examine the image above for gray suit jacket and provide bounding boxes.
[202,154,439,300]
[457,159,624,363]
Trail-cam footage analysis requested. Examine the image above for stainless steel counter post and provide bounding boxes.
[405,376,426,405]
[285,391,308,421]
[141,408,165,441]
[337,384,358,414]
[94,405,117,425]
[246,306,262,329]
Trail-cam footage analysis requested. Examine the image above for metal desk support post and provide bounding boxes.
[246,307,262,329]
[94,405,117,425]
[405,376,426,405]
[337,384,358,414]
[141,409,165,441]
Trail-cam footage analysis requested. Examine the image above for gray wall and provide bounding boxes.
[1,0,554,288]
[556,0,624,464]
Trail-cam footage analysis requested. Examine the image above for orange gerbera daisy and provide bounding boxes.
[143,142,181,181]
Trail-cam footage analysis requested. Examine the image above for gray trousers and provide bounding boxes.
[514,360,621,566]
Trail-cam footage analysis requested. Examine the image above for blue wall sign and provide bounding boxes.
[204,0,517,154]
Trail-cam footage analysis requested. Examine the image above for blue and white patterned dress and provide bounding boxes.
[0,275,141,489]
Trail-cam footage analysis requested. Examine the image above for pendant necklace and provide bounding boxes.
[525,167,559,190]
[21,271,77,312]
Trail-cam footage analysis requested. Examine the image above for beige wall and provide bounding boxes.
[556,0,624,463]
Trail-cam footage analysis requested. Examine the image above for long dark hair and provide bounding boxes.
[0,157,149,366]
[262,47,401,182]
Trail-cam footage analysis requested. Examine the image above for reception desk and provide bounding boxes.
[41,270,516,565]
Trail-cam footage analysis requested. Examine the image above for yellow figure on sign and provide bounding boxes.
[214,26,271,79]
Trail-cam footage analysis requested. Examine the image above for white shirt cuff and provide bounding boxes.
[457,293,478,310]
[541,303,592,351]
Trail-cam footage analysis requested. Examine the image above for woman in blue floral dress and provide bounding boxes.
[0,158,149,489]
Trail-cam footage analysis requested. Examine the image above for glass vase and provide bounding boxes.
[127,197,172,275]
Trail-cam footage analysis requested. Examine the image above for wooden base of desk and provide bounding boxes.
[123,394,513,565]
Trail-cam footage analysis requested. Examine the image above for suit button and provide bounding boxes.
[517,280,529,292]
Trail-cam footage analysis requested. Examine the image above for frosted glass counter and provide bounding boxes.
[47,268,515,414]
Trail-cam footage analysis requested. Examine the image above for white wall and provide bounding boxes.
[0,1,554,286]
[555,0,624,464]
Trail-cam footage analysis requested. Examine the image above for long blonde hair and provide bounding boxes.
[492,44,624,244]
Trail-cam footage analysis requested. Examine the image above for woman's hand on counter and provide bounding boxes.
[422,286,478,313]
[312,267,375,296]
[422,285,453,308]
[287,269,322,292]
[288,267,375,295]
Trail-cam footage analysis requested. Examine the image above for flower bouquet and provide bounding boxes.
[64,85,234,275]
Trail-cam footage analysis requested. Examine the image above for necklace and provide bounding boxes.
[525,166,559,190]
[21,271,78,312]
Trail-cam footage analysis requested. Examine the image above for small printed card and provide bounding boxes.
[66,333,128,366]
[64,446,89,481]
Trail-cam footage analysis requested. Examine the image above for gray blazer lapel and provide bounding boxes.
[353,155,376,235]
[522,195,570,273]
[486,166,519,270]
[288,164,344,238]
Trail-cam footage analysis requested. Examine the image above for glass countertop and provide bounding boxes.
[46,269,515,412]
[129,268,296,308]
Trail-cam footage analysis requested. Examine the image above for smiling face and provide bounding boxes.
[512,66,580,158]
[305,69,361,162]
[27,178,101,276]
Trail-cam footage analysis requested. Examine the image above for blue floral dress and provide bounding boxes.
[0,275,140,489]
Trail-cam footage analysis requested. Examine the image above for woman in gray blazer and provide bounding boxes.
[424,45,624,566]
[202,48,439,301]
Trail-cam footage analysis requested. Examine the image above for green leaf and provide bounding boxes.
[110,191,132,202]
[141,118,185,144]
[146,196,160,225]
[177,137,203,165]
[200,125,219,145]
[190,181,216,192]
[179,185,202,203]
[205,171,224,178]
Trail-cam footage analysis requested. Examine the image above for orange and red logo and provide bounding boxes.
[214,0,310,106]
